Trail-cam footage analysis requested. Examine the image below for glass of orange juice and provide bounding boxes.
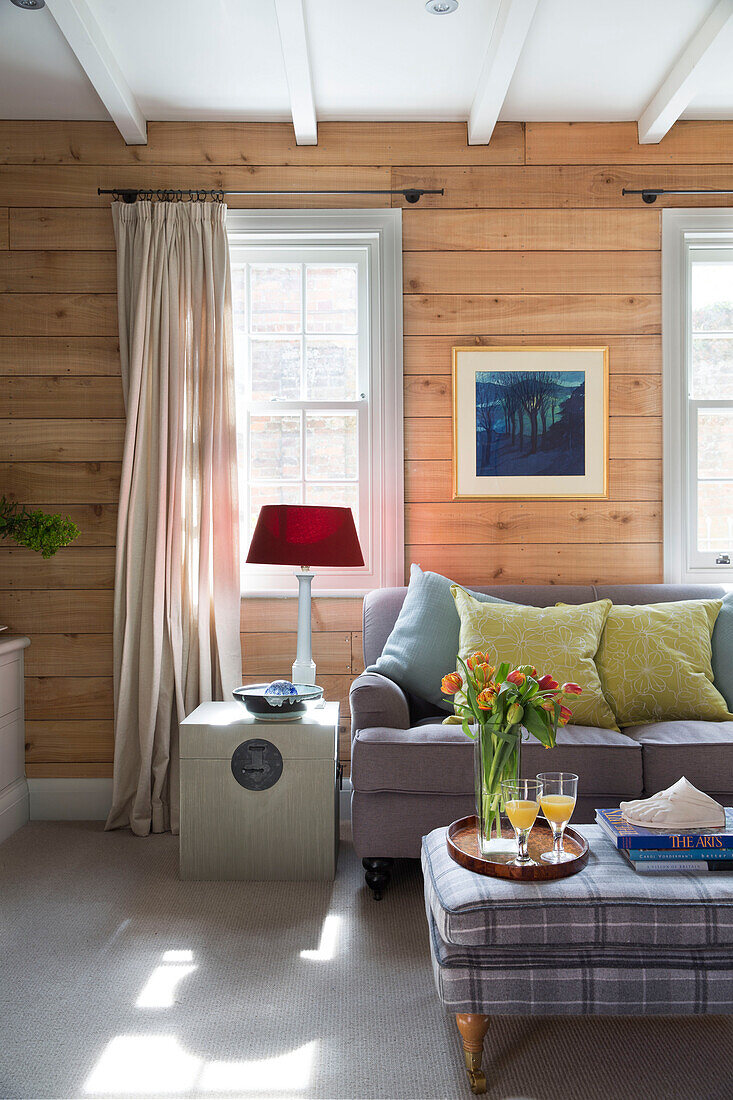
[537,771,578,863]
[501,779,543,866]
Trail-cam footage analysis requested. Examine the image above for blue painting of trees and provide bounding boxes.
[475,370,585,477]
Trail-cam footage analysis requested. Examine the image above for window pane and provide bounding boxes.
[231,265,247,336]
[250,415,301,480]
[305,413,357,480]
[250,264,301,332]
[691,337,733,399]
[697,409,733,479]
[305,337,358,400]
[250,338,301,401]
[691,261,733,332]
[306,266,357,333]
[697,481,733,552]
[250,483,301,534]
[306,482,359,524]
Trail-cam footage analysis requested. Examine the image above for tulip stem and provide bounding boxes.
[480,720,521,844]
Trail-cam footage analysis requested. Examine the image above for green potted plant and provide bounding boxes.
[0,497,79,558]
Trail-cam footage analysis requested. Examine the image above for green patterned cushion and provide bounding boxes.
[451,586,618,730]
[595,600,733,726]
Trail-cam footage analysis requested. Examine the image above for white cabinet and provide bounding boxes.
[0,635,30,845]
[180,701,339,881]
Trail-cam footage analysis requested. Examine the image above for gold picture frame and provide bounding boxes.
[452,346,609,501]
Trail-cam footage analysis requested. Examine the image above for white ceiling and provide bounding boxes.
[0,0,731,128]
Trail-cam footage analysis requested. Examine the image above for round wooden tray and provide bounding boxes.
[447,814,590,881]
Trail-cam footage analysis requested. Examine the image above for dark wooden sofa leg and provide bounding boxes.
[455,1013,490,1094]
[362,857,393,900]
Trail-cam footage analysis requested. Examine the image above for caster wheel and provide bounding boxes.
[468,1069,486,1094]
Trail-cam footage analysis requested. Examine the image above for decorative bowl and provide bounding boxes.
[232,682,324,721]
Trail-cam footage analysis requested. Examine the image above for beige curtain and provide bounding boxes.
[106,200,242,837]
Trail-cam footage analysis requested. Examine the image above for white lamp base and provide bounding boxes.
[292,657,316,686]
[293,567,316,686]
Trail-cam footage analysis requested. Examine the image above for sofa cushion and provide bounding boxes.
[366,564,510,712]
[624,720,733,793]
[522,725,643,796]
[351,722,643,797]
[595,599,732,726]
[351,724,473,794]
[712,591,733,711]
[453,585,619,730]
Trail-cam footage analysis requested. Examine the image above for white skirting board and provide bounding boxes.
[0,778,29,844]
[27,776,354,822]
[28,778,113,821]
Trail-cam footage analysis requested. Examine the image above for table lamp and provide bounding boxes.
[246,504,364,685]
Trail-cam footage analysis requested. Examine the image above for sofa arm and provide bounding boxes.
[350,672,410,733]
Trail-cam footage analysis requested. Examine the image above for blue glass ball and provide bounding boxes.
[265,680,298,697]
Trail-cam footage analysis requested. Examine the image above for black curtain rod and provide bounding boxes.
[97,187,444,205]
[623,188,733,205]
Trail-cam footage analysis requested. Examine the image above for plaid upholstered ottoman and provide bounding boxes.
[422,824,733,1094]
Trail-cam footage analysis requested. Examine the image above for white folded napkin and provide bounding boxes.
[619,777,725,830]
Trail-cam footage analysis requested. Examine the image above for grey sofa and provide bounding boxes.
[350,583,733,898]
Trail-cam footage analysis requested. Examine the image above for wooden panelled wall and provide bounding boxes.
[2,118,733,777]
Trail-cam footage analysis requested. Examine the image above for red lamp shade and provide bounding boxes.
[246,505,364,568]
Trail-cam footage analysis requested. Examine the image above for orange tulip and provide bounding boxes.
[467,651,489,670]
[506,669,525,687]
[538,674,559,691]
[473,662,495,686]
[476,687,497,710]
[562,682,582,695]
[441,671,463,695]
[559,704,573,726]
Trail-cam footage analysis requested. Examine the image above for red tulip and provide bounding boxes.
[559,704,573,726]
[441,672,463,695]
[506,669,525,686]
[562,682,582,695]
[538,674,559,691]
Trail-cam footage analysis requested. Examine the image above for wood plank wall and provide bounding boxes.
[1,118,732,778]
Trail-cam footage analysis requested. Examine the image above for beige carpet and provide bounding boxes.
[0,822,731,1100]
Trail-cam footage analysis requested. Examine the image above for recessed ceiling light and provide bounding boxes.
[426,0,458,13]
[10,0,46,9]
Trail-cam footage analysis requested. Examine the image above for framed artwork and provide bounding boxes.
[452,346,609,500]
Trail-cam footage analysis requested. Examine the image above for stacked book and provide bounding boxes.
[596,807,733,873]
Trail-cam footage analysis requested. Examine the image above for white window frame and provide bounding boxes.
[662,208,733,584]
[227,208,404,597]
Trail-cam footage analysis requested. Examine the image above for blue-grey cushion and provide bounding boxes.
[366,563,510,711]
[712,590,733,710]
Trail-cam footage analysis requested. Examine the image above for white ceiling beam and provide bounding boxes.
[45,0,146,145]
[638,0,733,144]
[468,0,539,146]
[274,0,317,146]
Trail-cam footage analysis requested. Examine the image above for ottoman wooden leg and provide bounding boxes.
[455,1013,490,1094]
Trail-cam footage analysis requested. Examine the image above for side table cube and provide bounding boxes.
[180,700,339,881]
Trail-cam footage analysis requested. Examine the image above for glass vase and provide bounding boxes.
[474,719,522,858]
